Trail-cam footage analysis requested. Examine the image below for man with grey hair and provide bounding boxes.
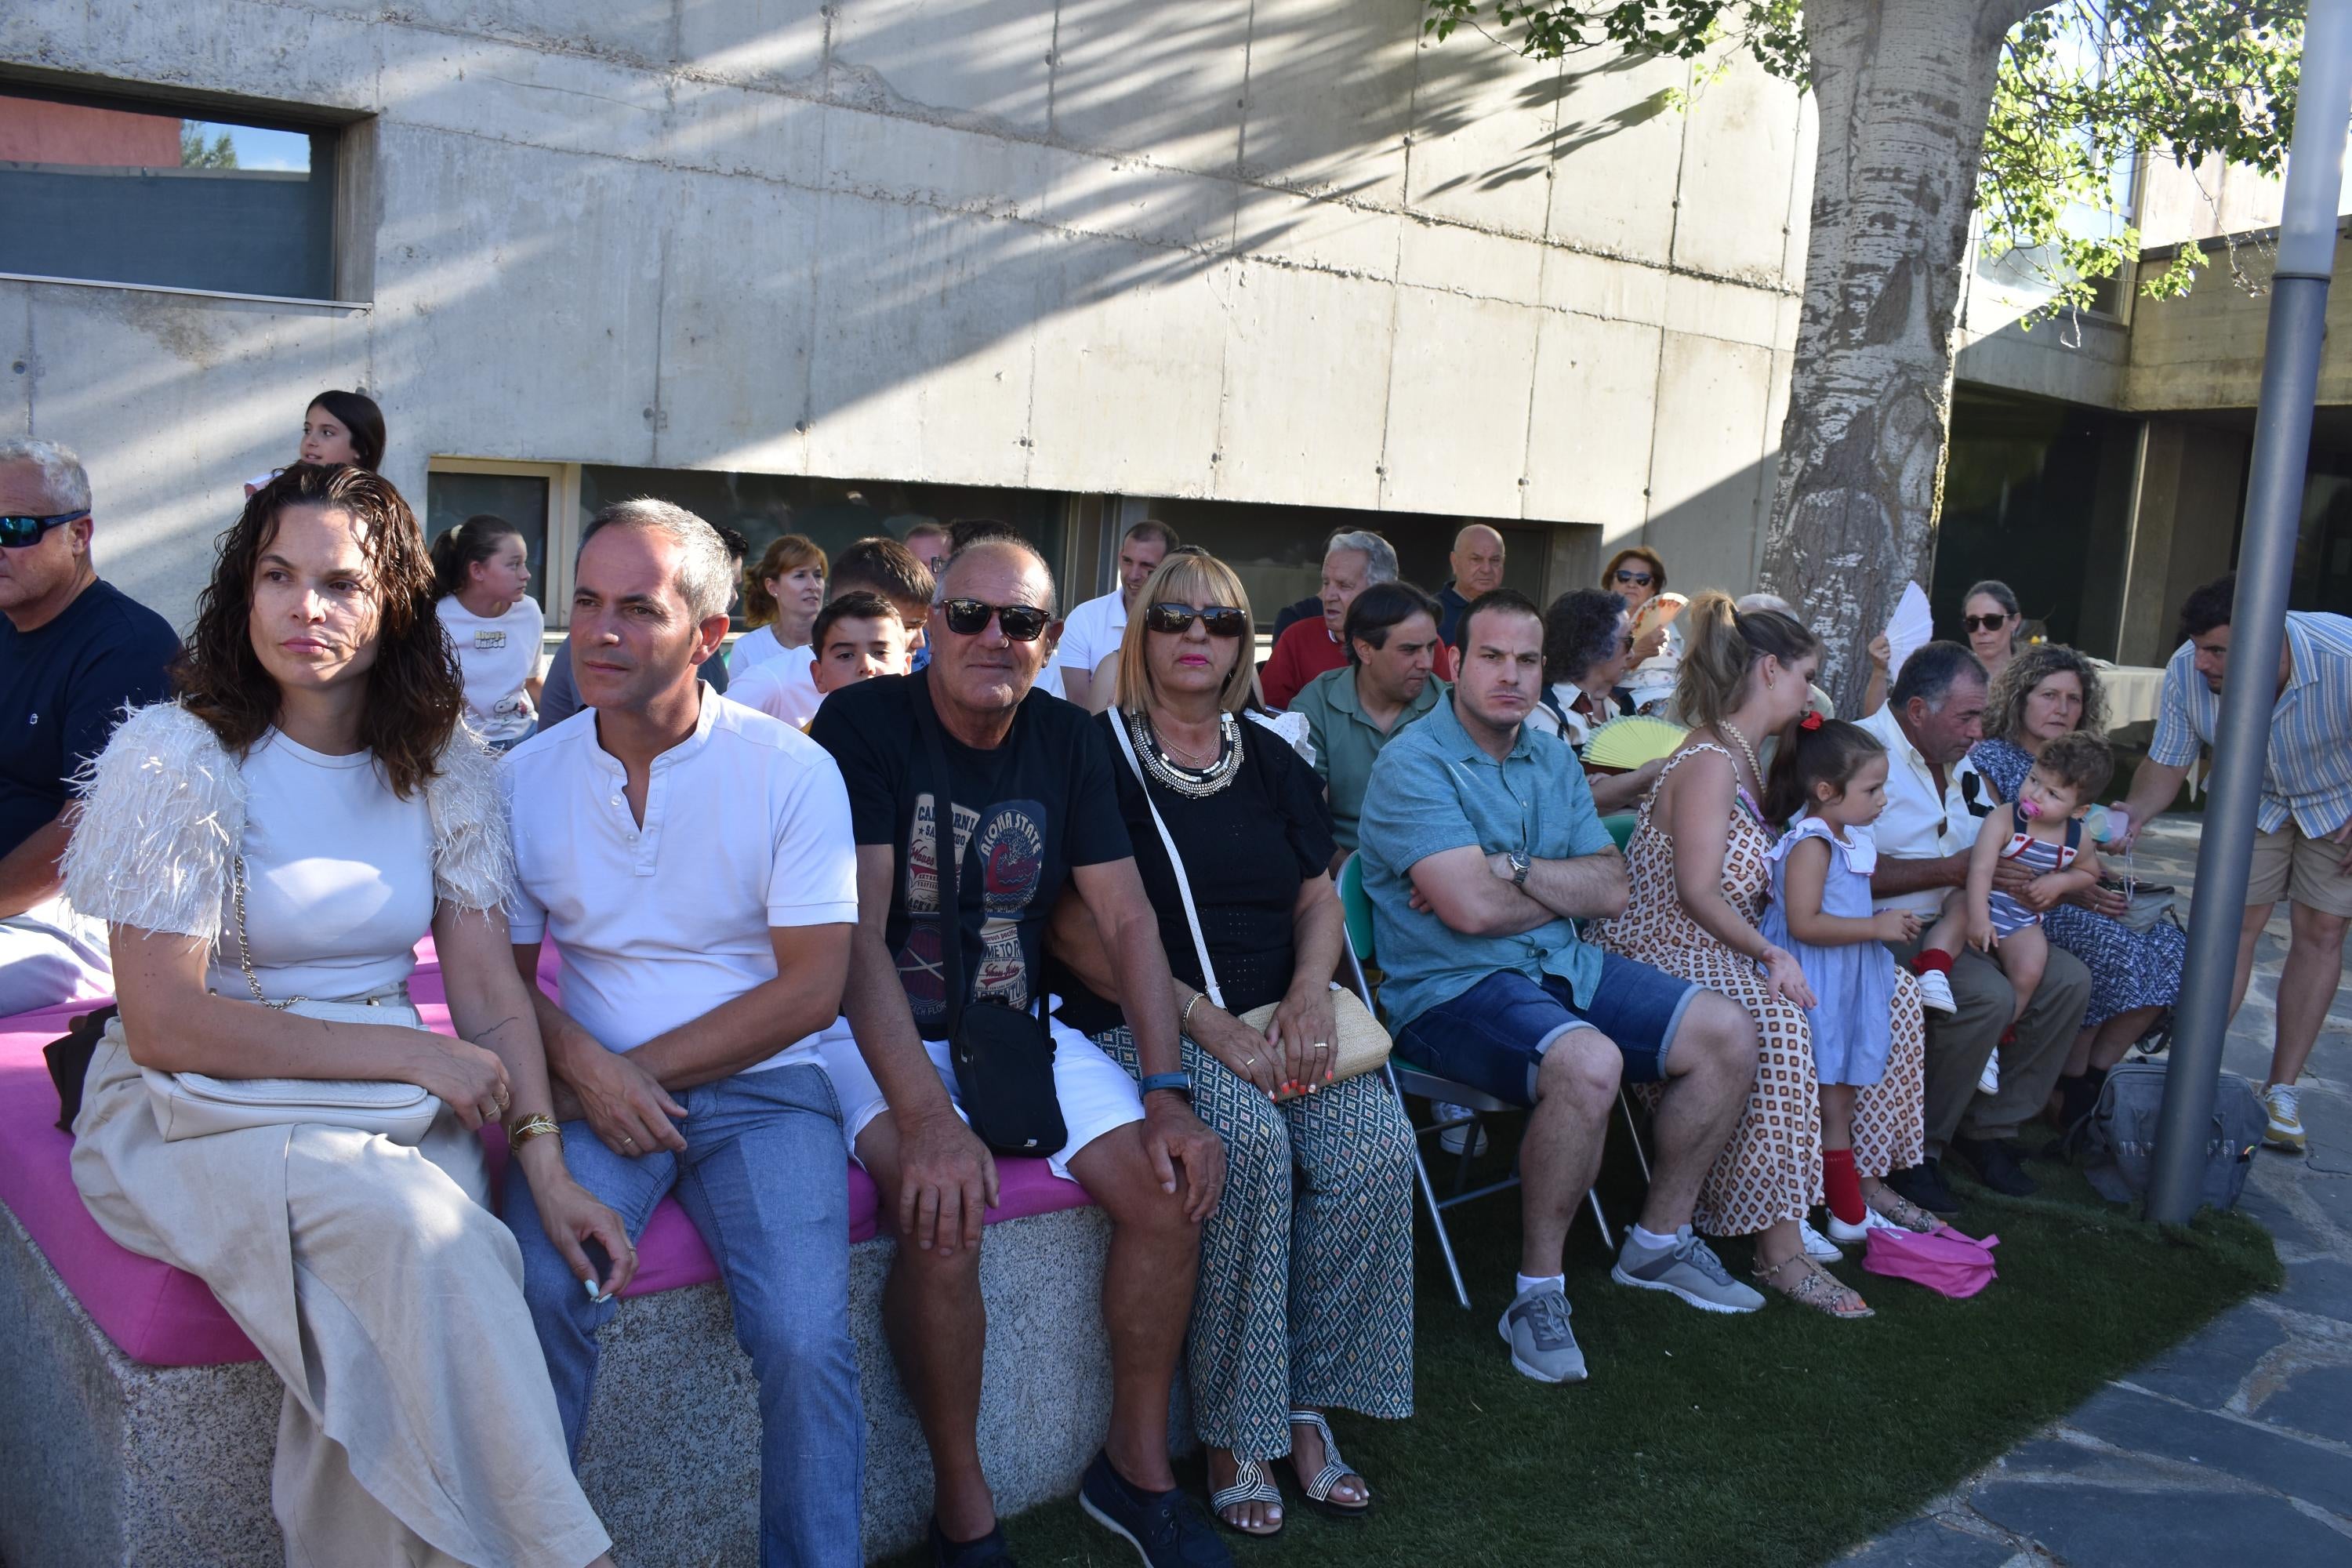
[1860,640,2092,1217]
[0,437,179,1012]
[499,497,870,1562]
[1261,528,1453,708]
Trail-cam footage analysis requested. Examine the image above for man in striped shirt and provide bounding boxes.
[2118,575,2352,1154]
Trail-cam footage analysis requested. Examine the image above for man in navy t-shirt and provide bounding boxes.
[0,440,180,1012]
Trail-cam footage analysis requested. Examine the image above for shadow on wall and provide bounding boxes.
[1635,451,1780,604]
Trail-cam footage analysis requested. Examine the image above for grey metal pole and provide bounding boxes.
[2147,0,2352,1223]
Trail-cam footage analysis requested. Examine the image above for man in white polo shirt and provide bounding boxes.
[498,499,867,1566]
[1055,517,1175,712]
[1860,641,2092,1218]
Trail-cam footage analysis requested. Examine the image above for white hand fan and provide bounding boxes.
[1883,582,1933,686]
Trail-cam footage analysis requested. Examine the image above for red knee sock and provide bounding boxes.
[1911,948,1955,976]
[1824,1147,1864,1226]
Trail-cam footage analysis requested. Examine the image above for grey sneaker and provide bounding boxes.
[1611,1228,1765,1315]
[1435,1102,1488,1157]
[1497,1283,1587,1384]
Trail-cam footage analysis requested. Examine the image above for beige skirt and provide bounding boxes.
[71,1017,610,1568]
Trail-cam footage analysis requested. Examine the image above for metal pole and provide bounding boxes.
[2147,0,2352,1222]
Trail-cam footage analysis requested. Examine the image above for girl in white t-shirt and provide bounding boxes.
[731,533,827,671]
[433,514,544,749]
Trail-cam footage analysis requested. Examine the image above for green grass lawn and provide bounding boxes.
[887,1123,2280,1567]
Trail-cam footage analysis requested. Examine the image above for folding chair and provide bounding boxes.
[1336,855,1628,1310]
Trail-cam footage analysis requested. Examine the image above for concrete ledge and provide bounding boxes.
[0,1200,1145,1565]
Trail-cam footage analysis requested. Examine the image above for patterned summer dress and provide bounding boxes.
[1595,743,1928,1236]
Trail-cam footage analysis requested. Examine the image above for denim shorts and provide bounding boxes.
[1393,952,1703,1106]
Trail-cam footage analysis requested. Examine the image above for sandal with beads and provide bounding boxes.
[1754,1251,1875,1319]
[1866,1185,1946,1234]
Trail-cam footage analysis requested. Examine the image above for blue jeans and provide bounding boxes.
[1394,953,1701,1105]
[503,1062,862,1568]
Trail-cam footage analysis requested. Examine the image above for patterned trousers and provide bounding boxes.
[1093,1025,1417,1461]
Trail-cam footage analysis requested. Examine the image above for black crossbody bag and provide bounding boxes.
[913,675,1069,1157]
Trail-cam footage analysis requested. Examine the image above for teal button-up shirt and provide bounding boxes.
[1356,695,1613,1033]
[1291,664,1447,851]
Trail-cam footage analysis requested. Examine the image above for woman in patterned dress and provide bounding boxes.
[1598,593,1934,1319]
[1968,644,2185,1123]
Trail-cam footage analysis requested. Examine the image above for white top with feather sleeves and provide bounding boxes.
[62,702,513,1002]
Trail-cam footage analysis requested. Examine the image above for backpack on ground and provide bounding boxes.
[2068,1061,2264,1211]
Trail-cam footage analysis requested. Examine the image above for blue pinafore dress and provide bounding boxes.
[1759,818,1898,1087]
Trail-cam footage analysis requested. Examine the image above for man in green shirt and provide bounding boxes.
[1291,580,1448,869]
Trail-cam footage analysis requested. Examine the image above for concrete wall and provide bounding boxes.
[1,0,1811,627]
[2122,231,2352,414]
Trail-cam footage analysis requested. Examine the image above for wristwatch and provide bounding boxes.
[1508,851,1531,887]
[1138,1072,1192,1102]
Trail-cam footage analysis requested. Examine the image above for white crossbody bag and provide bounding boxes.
[140,858,443,1144]
[1109,711,1390,1086]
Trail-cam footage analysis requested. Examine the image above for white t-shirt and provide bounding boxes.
[1856,702,1986,919]
[728,623,790,673]
[227,731,437,1000]
[502,692,858,1070]
[730,644,822,728]
[438,594,544,743]
[1055,590,1128,677]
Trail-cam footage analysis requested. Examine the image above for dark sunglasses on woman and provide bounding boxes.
[1962,612,2009,633]
[1613,568,1653,588]
[939,597,1051,641]
[1142,602,1250,638]
[0,510,89,549]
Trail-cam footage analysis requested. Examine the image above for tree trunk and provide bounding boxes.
[1759,0,2053,710]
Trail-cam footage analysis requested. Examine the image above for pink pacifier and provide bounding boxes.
[2017,797,2043,821]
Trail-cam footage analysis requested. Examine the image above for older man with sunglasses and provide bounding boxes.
[811,536,1232,1568]
[0,438,179,1013]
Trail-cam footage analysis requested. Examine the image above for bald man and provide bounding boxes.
[1437,524,1506,645]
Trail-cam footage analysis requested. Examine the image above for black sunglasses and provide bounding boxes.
[1962,612,2010,633]
[939,597,1051,641]
[1142,602,1250,638]
[0,510,89,549]
[1612,568,1653,587]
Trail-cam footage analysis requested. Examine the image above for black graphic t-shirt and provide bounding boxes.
[813,672,1133,1037]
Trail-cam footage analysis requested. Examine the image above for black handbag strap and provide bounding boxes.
[911,673,968,1039]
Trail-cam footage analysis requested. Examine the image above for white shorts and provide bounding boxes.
[813,1008,1145,1181]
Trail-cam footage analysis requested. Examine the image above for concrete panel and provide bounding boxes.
[299,2,683,63]
[1025,250,1231,495]
[1661,271,1783,350]
[1523,311,1662,533]
[1050,0,1250,172]
[826,0,1056,135]
[1037,153,1241,255]
[662,69,829,189]
[1403,31,1561,240]
[1213,261,1392,510]
[1397,217,1544,307]
[821,98,1073,223]
[1539,248,1668,328]
[1237,0,1419,205]
[1377,286,1537,517]
[1782,89,1818,289]
[675,0,831,87]
[1669,59,1803,287]
[1642,329,1776,594]
[1229,184,1402,278]
[4,0,382,114]
[379,31,684,172]
[803,192,1051,488]
[1544,51,1687,266]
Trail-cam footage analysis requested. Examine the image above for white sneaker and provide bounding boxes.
[1801,1218,1843,1261]
[2262,1083,2307,1153]
[1434,1102,1488,1158]
[1915,967,1958,1014]
[1977,1050,2000,1097]
[1825,1204,1900,1246]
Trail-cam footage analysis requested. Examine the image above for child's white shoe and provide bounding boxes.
[1977,1049,2001,1097]
[1915,967,1958,1014]
[1801,1218,1844,1261]
[1825,1203,1901,1246]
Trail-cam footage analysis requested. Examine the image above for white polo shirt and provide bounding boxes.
[1857,702,1986,918]
[1055,590,1127,677]
[502,688,858,1070]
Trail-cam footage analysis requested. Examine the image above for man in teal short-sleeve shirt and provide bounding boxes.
[1356,590,1762,1384]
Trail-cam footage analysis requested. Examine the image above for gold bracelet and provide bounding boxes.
[508,1113,562,1149]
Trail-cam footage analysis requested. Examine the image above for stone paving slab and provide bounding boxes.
[1836,818,2352,1566]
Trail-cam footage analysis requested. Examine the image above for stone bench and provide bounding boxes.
[0,956,1141,1566]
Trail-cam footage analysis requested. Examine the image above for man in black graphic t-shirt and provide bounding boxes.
[811,537,1232,1567]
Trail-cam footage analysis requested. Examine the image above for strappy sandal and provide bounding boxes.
[1283,1410,1372,1521]
[1208,1454,1284,1537]
[1753,1251,1875,1319]
[1866,1185,1946,1234]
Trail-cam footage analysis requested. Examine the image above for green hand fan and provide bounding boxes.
[1580,713,1687,773]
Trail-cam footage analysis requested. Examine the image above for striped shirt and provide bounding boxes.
[2148,611,2352,837]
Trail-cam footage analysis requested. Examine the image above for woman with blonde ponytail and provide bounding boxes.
[1598,592,1933,1319]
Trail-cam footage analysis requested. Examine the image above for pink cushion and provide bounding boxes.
[0,939,1094,1368]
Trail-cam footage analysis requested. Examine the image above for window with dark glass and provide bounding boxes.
[0,84,337,299]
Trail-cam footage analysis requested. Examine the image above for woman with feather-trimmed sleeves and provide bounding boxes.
[64,465,629,1568]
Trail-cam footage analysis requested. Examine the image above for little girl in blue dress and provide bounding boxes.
[1761,714,1936,1243]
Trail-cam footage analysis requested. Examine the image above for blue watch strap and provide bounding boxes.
[1138,1072,1192,1098]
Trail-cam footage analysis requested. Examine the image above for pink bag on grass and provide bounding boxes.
[1862,1227,1999,1298]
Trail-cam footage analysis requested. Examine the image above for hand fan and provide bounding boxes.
[1580,713,1687,774]
[1884,582,1933,684]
